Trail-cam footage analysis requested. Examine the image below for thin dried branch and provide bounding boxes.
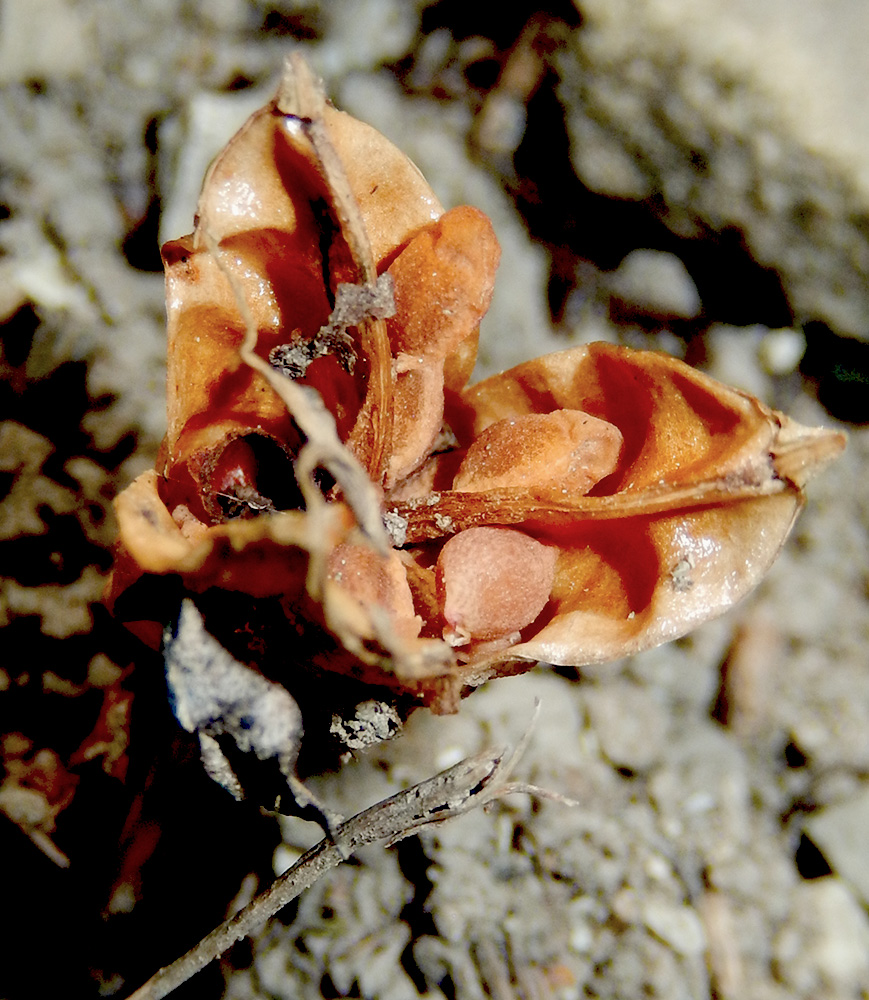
[275,52,395,481]
[123,712,564,1000]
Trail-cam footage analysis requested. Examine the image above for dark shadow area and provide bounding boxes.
[801,321,869,424]
[121,116,164,273]
[259,6,323,39]
[0,309,282,999]
[396,834,439,992]
[794,832,833,880]
[783,740,809,769]
[511,70,793,330]
[420,0,581,49]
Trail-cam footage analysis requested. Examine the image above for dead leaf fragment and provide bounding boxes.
[0,733,78,867]
[164,599,339,825]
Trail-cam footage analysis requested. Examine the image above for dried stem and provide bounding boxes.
[275,52,395,482]
[123,715,566,1000]
[388,477,794,545]
[276,52,376,285]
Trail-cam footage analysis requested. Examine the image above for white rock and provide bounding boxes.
[641,896,706,957]
[607,249,701,319]
[0,0,93,83]
[774,877,869,993]
[582,679,669,772]
[758,327,806,376]
[805,785,869,905]
[562,0,869,338]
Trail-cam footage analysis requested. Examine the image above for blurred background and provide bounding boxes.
[1,2,868,998]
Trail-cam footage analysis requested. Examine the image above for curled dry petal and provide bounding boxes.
[387,356,447,487]
[383,205,500,485]
[386,205,500,381]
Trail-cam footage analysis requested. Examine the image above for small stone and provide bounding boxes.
[583,680,668,772]
[773,877,869,993]
[804,784,869,905]
[607,249,701,319]
[641,895,706,957]
[758,327,806,376]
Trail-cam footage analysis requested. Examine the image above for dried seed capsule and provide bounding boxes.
[436,527,557,645]
[452,409,623,495]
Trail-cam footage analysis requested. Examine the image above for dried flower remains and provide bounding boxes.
[106,56,845,813]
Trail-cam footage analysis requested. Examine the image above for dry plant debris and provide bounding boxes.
[106,55,844,822]
[0,356,135,867]
[124,717,566,1000]
[0,10,865,1000]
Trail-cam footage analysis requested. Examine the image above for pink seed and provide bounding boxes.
[453,409,623,495]
[436,527,557,645]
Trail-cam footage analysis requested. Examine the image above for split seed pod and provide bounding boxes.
[108,56,845,717]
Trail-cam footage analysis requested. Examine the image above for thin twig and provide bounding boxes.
[275,52,395,482]
[276,52,377,285]
[124,717,566,1000]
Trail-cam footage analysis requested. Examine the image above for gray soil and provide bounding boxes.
[1,2,868,998]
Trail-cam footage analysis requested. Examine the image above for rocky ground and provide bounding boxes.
[1,2,868,998]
